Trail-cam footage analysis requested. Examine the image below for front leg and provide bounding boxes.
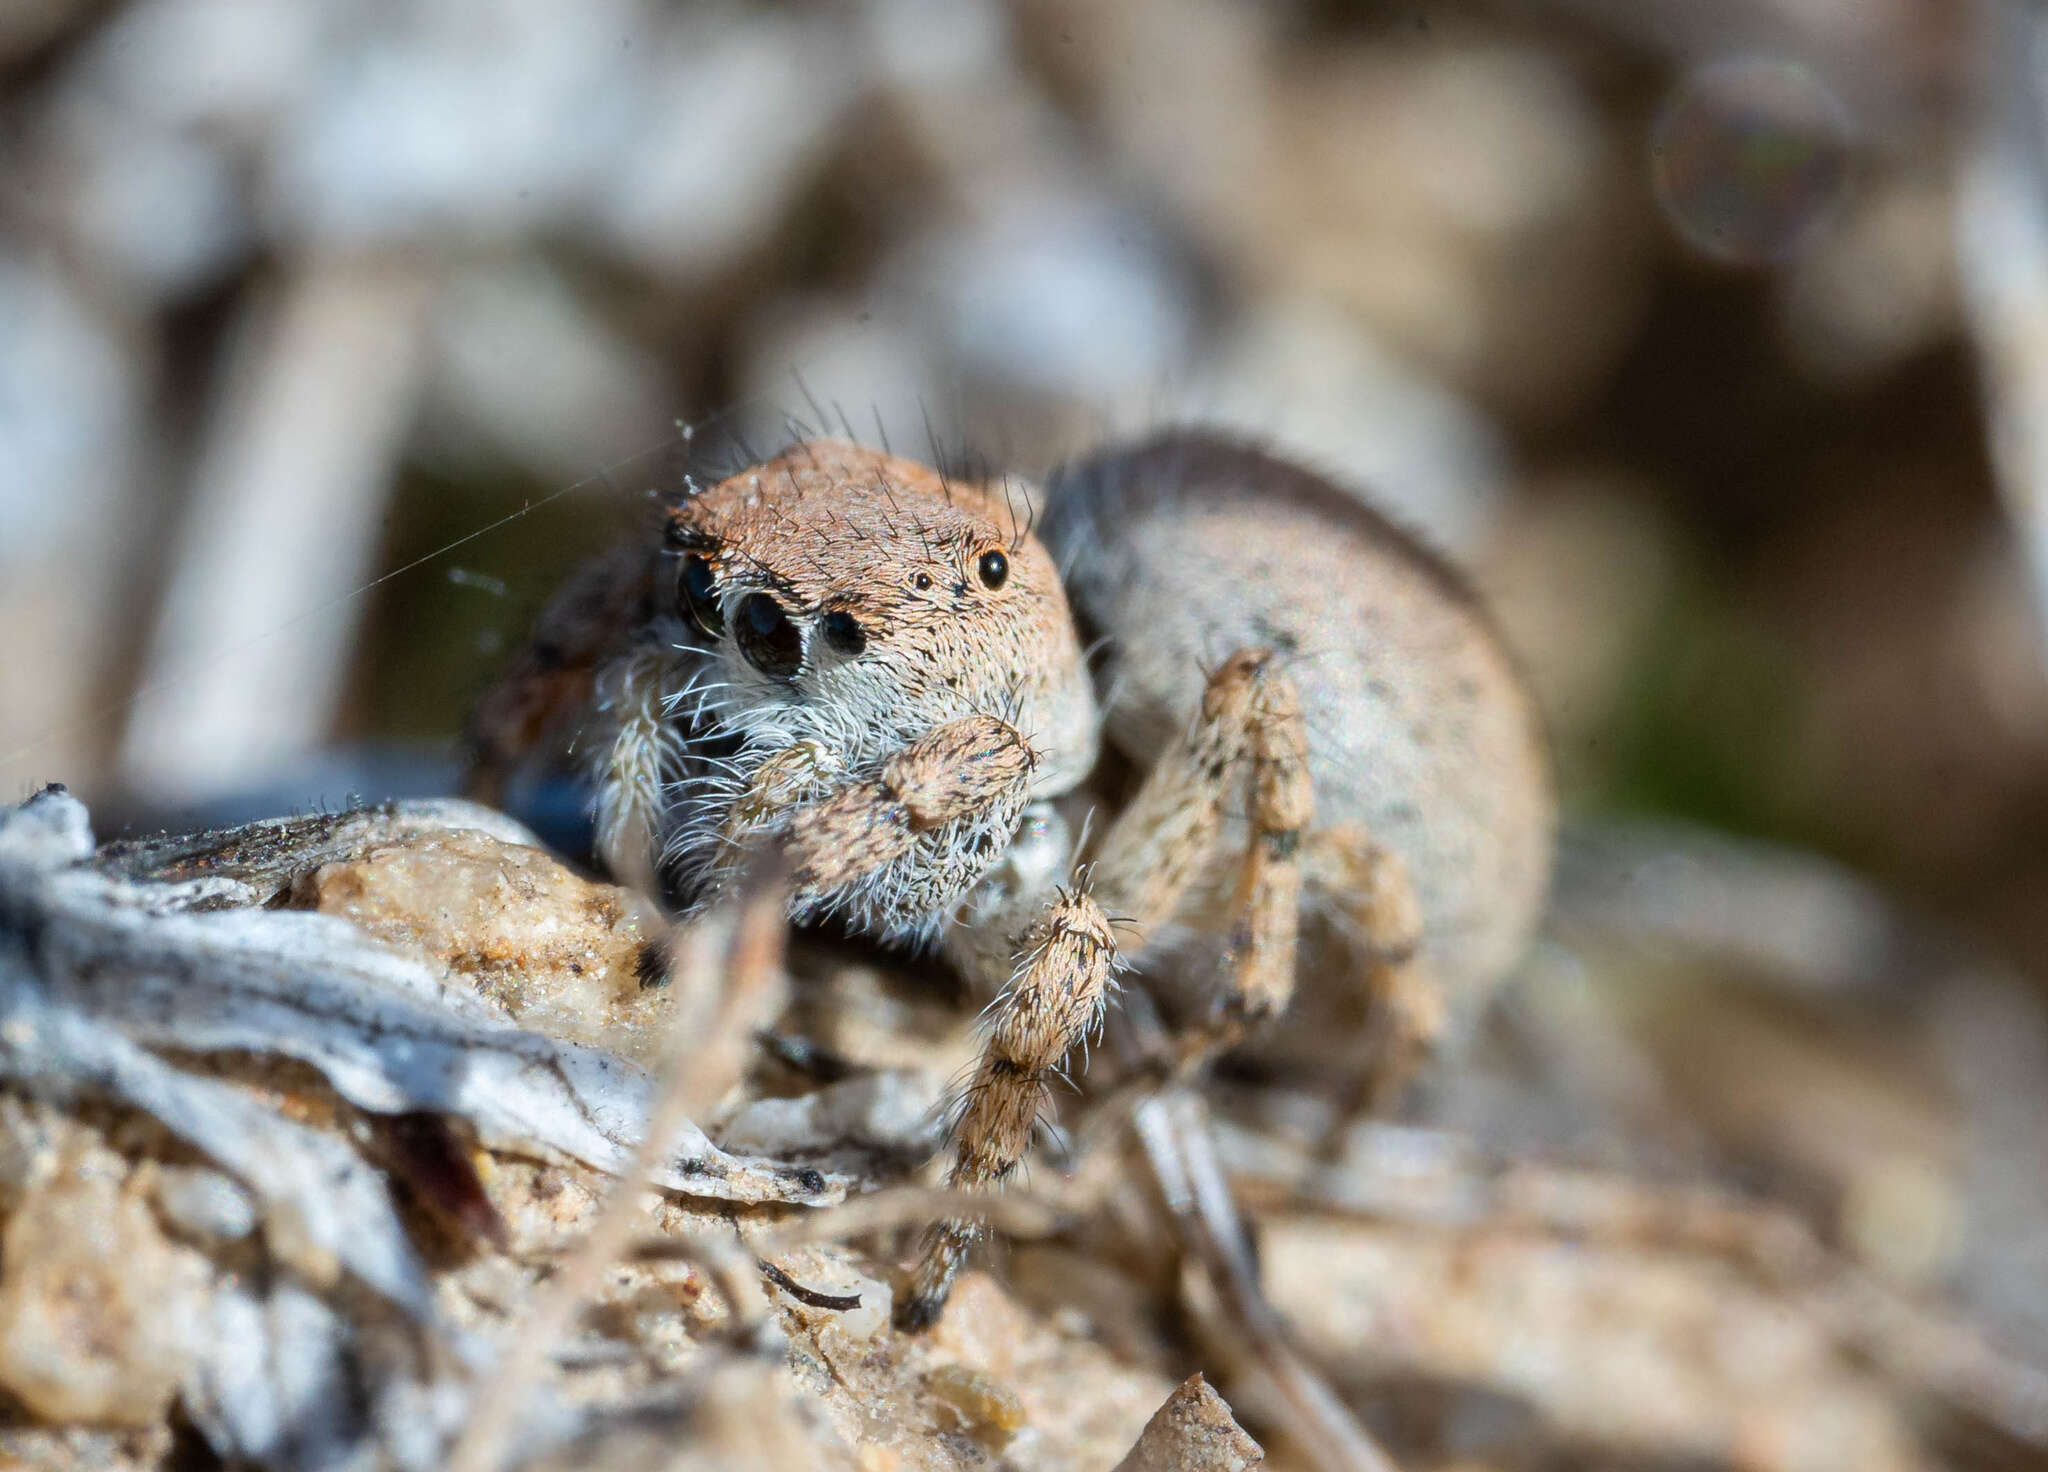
[897,888,1119,1330]
[896,652,1301,1331]
[592,642,697,899]
[712,714,1038,940]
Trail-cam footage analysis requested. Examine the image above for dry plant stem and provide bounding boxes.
[447,864,789,1472]
[676,860,794,1122]
[647,1231,776,1345]
[627,1105,1142,1326]
[1134,1090,1400,1472]
[630,1183,1085,1270]
[442,907,730,1472]
[1827,1270,2048,1452]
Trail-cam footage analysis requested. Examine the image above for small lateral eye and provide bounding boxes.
[735,592,803,678]
[820,610,867,656]
[680,555,723,637]
[976,549,1009,589]
[913,572,934,592]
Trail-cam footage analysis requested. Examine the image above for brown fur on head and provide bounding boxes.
[661,440,1099,798]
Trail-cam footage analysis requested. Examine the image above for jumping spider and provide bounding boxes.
[466,431,1553,1330]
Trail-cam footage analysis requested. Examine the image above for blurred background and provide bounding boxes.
[0,0,2025,898]
[7,0,2048,1458]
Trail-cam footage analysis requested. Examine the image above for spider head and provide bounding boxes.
[660,440,1099,795]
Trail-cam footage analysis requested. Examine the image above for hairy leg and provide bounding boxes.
[1302,822,1436,1111]
[1091,649,1315,1057]
[897,651,1307,1330]
[712,714,1038,921]
[1087,649,1279,936]
[592,642,695,897]
[897,889,1118,1330]
[1220,650,1314,1030]
[461,539,658,805]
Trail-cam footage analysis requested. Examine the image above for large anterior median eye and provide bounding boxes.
[680,555,723,638]
[735,592,803,677]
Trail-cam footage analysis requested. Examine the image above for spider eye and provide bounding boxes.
[976,550,1009,589]
[680,555,723,638]
[735,592,803,677]
[820,610,867,655]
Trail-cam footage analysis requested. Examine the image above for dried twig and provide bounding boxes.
[630,1182,1076,1269]
[447,859,791,1472]
[1135,1089,1401,1472]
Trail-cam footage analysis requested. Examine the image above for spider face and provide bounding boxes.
[660,438,1101,804]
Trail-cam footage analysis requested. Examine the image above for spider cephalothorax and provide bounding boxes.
[630,443,1098,942]
[660,442,1096,780]
[467,430,1553,1331]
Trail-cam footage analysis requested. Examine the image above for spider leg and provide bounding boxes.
[719,714,1037,913]
[593,642,695,898]
[1220,648,1314,1031]
[897,888,1119,1330]
[1101,654,1436,1101]
[1090,649,1314,1053]
[718,725,1081,1333]
[461,539,658,805]
[1301,821,1437,1112]
[1086,649,1276,937]
[896,651,1298,1332]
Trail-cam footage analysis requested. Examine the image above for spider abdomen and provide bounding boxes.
[1043,432,1554,1037]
